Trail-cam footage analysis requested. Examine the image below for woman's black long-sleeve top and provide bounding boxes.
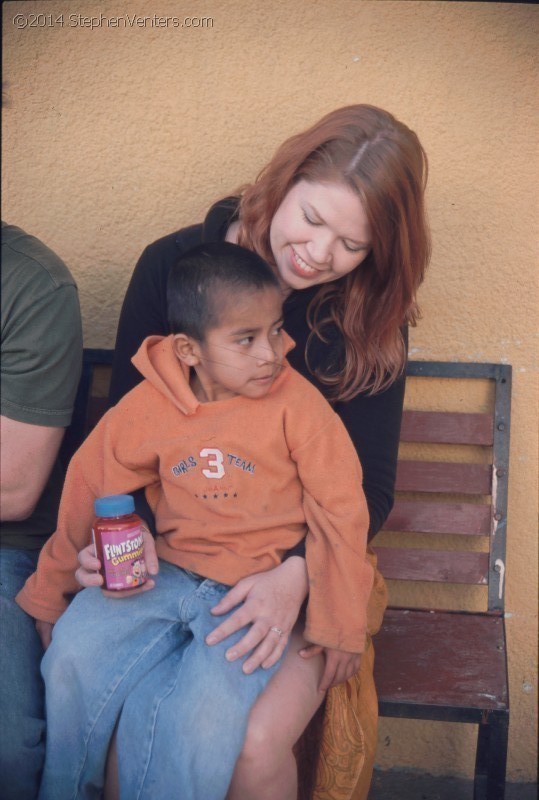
[109,199,406,541]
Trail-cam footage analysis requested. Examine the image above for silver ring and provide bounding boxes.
[270,626,284,637]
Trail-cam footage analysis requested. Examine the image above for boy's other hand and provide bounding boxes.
[75,525,159,597]
[300,645,362,692]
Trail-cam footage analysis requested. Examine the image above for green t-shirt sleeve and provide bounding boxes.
[1,235,83,427]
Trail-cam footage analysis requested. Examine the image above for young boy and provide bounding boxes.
[17,242,373,800]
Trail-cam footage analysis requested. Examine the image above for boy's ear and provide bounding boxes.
[172,334,201,366]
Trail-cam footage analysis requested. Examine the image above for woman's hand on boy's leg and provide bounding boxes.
[300,645,362,693]
[75,526,159,598]
[206,556,309,673]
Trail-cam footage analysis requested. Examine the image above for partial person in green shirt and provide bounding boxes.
[0,222,83,799]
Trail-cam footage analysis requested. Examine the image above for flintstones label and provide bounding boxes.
[99,526,147,590]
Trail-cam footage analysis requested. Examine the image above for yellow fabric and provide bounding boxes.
[313,550,388,800]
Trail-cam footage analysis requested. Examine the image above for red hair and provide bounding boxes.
[236,105,431,399]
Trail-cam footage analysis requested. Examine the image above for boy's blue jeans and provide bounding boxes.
[39,561,284,800]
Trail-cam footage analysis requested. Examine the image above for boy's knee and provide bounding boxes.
[41,626,87,686]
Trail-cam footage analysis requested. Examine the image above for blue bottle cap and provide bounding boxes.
[94,494,135,518]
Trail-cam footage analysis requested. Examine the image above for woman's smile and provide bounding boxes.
[269,180,371,291]
[290,247,322,279]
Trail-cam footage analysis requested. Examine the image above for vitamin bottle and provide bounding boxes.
[92,494,147,591]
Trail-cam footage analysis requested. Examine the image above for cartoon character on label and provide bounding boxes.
[126,559,148,588]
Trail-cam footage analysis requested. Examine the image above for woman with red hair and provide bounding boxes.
[80,104,430,799]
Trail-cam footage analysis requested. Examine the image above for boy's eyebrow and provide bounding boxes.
[229,316,284,336]
[229,327,258,336]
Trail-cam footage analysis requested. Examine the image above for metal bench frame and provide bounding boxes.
[59,348,114,470]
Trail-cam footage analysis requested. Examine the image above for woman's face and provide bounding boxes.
[269,180,371,292]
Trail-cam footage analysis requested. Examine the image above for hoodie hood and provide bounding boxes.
[132,335,200,416]
[131,333,296,415]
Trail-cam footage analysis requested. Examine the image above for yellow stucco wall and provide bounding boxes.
[3,0,537,784]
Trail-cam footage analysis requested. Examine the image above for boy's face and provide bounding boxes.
[185,286,286,402]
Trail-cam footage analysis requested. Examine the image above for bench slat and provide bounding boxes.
[375,609,507,711]
[400,410,494,445]
[395,461,492,494]
[383,500,491,535]
[373,547,489,584]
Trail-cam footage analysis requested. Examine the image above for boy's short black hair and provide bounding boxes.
[167,242,280,340]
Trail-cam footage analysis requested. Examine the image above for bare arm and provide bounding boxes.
[0,415,64,521]
[1,235,82,524]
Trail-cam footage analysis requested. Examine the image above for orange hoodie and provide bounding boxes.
[16,335,373,652]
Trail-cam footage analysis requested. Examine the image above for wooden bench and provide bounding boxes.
[64,353,512,799]
[372,361,511,800]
